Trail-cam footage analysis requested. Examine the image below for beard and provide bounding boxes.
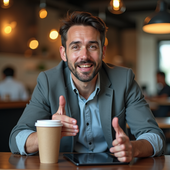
[66,55,102,82]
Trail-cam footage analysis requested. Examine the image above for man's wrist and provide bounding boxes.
[131,139,154,157]
[25,132,39,154]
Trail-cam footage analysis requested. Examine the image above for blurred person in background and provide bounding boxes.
[0,66,29,101]
[152,71,170,117]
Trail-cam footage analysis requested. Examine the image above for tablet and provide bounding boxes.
[63,152,129,166]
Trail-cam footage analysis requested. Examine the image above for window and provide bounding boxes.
[158,40,170,85]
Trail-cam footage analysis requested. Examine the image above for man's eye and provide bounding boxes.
[89,45,97,50]
[72,45,79,50]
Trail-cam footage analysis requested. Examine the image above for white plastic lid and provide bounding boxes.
[35,120,63,127]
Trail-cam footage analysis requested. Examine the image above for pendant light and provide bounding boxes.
[1,0,13,9]
[143,0,170,34]
[108,0,126,14]
[39,0,47,19]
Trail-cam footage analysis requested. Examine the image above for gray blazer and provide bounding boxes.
[9,61,166,154]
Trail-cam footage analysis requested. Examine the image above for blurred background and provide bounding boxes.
[0,0,170,97]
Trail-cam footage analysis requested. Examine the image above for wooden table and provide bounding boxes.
[148,98,170,106]
[127,117,170,129]
[155,117,170,129]
[0,152,170,170]
[146,98,170,111]
[0,100,29,109]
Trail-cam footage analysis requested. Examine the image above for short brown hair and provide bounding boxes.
[59,11,108,49]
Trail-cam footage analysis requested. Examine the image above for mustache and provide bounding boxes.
[75,60,96,67]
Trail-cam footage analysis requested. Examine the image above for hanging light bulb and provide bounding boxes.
[49,29,58,40]
[1,0,12,9]
[39,0,47,19]
[3,0,9,7]
[28,38,39,50]
[143,0,170,34]
[39,8,47,19]
[4,25,12,34]
[3,21,17,35]
[108,0,126,14]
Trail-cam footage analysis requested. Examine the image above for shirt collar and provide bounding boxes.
[5,76,13,80]
[70,73,100,96]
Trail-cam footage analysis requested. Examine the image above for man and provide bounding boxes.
[9,11,165,163]
[153,71,170,117]
[0,67,28,101]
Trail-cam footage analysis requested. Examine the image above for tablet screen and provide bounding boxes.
[63,153,129,166]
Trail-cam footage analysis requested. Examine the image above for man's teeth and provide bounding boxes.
[79,65,91,68]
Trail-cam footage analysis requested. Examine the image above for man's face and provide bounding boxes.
[60,25,105,82]
[156,74,164,84]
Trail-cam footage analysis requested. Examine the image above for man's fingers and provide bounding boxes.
[53,114,77,124]
[112,136,127,146]
[59,95,66,115]
[61,123,79,138]
[61,132,77,137]
[61,120,78,129]
[52,95,79,138]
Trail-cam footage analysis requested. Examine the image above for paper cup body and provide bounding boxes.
[35,120,62,164]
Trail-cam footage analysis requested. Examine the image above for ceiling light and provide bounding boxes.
[39,8,47,19]
[4,26,12,34]
[143,0,170,34]
[39,0,47,19]
[108,0,126,14]
[1,0,12,9]
[3,21,17,35]
[49,29,58,40]
[28,38,39,50]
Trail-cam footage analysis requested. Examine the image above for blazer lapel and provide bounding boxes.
[99,68,114,149]
[64,66,80,151]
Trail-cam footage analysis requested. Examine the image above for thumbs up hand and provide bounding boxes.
[57,95,66,115]
[110,117,133,162]
[52,95,79,138]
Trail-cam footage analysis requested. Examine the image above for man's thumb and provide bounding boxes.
[112,117,123,136]
[59,95,66,115]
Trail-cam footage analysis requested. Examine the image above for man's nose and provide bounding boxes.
[80,46,90,59]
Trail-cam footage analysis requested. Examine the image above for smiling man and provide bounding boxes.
[9,11,165,163]
[60,25,104,99]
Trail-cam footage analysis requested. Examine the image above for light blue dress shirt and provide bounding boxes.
[71,74,108,153]
[16,73,163,156]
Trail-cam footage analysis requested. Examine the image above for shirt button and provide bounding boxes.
[89,142,92,145]
[86,122,89,126]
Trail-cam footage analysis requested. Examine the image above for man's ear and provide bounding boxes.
[102,45,106,60]
[59,46,67,61]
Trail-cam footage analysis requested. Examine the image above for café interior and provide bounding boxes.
[1,0,170,155]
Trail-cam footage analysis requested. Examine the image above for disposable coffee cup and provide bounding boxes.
[35,120,63,164]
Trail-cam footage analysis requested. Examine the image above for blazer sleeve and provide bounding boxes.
[124,69,166,147]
